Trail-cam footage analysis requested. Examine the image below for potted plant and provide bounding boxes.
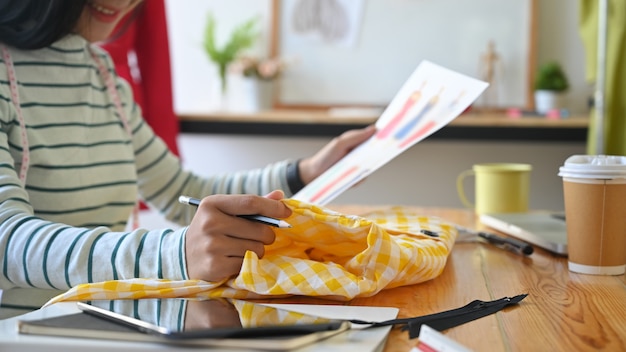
[533,61,569,114]
[227,55,289,112]
[203,14,259,95]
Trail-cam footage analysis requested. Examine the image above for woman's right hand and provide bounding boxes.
[184,190,291,282]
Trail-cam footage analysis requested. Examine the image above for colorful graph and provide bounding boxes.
[293,61,488,205]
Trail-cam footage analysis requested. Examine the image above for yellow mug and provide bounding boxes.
[456,163,532,214]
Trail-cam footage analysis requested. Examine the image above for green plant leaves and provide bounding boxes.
[203,13,260,92]
[534,61,569,92]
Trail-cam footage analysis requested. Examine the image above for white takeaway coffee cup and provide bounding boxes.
[558,155,626,275]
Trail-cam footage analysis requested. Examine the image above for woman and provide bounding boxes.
[0,0,375,317]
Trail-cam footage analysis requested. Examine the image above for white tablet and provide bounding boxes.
[18,298,350,351]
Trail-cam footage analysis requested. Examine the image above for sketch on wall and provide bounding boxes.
[289,0,365,48]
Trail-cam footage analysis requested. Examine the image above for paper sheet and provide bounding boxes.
[293,61,488,205]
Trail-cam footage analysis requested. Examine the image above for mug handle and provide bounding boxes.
[456,169,474,209]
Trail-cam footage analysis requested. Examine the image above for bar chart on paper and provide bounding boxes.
[293,61,489,205]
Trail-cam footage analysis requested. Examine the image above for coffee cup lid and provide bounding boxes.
[558,154,626,179]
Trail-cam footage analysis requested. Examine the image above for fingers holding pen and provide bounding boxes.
[185,193,291,282]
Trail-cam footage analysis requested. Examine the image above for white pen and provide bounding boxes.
[178,195,292,228]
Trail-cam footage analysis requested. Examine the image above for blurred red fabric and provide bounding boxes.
[101,0,180,156]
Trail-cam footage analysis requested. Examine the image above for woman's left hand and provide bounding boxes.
[298,125,376,184]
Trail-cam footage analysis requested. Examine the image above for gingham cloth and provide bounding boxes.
[45,199,457,306]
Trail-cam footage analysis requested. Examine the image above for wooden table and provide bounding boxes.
[262,205,626,351]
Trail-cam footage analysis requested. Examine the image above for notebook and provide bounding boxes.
[479,212,568,255]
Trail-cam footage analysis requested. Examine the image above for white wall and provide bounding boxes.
[178,133,585,211]
[166,0,592,114]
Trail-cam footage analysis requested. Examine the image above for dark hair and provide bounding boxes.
[0,0,87,49]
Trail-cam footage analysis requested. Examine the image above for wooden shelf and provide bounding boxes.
[178,109,589,142]
[179,109,378,125]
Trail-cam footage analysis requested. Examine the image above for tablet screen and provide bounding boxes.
[77,298,348,340]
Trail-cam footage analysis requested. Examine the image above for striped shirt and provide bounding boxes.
[0,34,292,314]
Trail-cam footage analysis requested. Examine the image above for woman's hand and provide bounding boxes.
[298,125,376,185]
[185,190,290,282]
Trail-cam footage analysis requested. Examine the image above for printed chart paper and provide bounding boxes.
[293,61,488,205]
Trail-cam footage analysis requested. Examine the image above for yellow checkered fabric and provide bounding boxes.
[45,199,457,307]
